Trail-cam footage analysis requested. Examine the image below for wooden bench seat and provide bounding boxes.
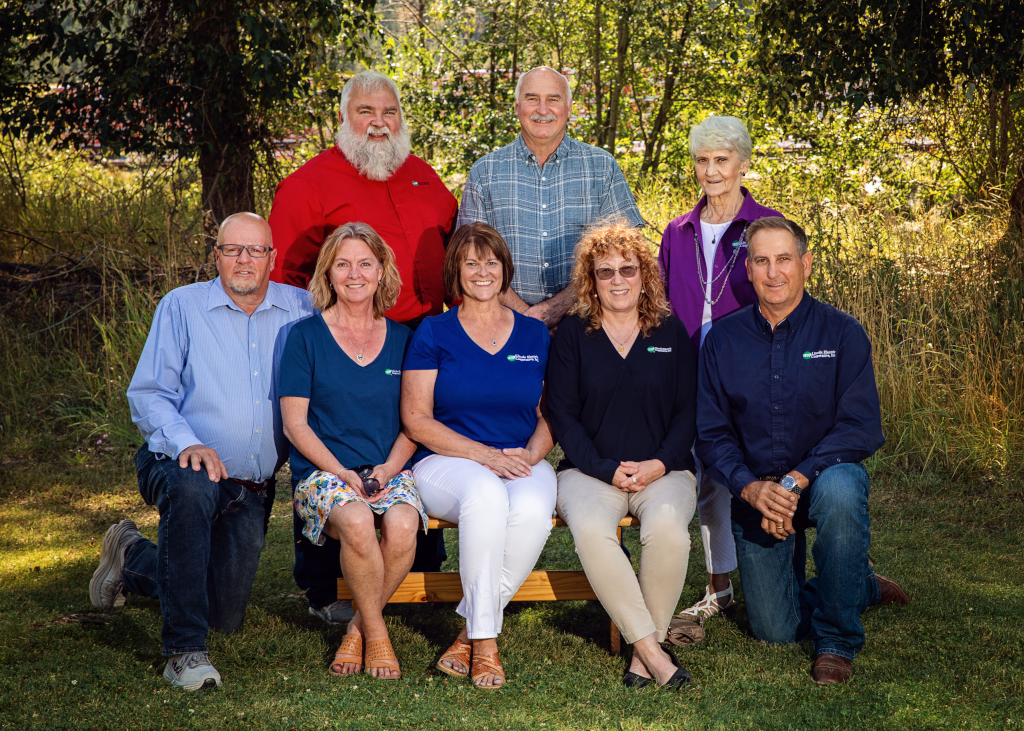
[338,515,640,653]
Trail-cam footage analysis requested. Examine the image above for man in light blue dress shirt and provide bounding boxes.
[88,212,315,690]
[457,66,645,330]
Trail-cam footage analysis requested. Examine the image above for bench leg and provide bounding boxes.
[610,620,621,654]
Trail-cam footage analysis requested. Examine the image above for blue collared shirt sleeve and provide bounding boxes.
[793,319,885,482]
[598,161,645,228]
[127,296,201,460]
[455,163,488,230]
[695,331,761,498]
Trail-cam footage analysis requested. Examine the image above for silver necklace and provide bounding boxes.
[335,312,374,362]
[603,319,638,354]
[696,221,748,307]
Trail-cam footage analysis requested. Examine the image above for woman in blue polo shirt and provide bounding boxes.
[401,223,554,691]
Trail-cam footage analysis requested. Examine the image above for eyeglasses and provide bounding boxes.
[216,244,273,258]
[595,265,638,280]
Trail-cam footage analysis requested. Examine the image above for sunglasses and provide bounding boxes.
[595,265,639,280]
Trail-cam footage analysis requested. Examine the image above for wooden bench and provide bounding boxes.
[338,515,640,653]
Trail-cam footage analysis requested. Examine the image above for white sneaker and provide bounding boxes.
[677,583,735,621]
[309,600,354,625]
[163,652,222,690]
[89,520,144,609]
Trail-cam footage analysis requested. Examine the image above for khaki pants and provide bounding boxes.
[556,468,697,644]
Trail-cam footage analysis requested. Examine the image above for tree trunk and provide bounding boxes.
[602,6,631,154]
[199,141,256,250]
[593,0,604,147]
[640,6,694,174]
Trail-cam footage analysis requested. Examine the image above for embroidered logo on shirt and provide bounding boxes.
[384,369,402,376]
[647,346,672,353]
[506,354,540,362]
[802,350,836,359]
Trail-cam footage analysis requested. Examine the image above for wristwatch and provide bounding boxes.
[780,475,803,496]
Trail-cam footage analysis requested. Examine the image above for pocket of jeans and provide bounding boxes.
[219,482,249,515]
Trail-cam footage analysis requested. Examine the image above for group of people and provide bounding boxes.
[88,67,909,694]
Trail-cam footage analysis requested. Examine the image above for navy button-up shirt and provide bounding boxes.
[695,293,884,522]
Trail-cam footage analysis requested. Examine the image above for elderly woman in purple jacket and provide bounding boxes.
[658,115,783,622]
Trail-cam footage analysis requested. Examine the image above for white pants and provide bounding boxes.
[696,458,738,575]
[413,454,557,639]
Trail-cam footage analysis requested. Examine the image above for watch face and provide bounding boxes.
[781,475,798,491]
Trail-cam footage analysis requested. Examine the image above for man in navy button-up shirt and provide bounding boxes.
[696,217,909,685]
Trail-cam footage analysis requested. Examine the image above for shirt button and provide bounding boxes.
[250,455,254,460]
[543,262,549,268]
[253,371,258,376]
[256,429,260,434]
[542,204,547,209]
[773,375,779,380]
[541,177,547,181]
[776,345,781,349]
[251,343,255,348]
[256,400,260,405]
[542,232,548,236]
[774,405,780,410]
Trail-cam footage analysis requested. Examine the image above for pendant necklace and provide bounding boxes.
[696,222,748,307]
[337,313,374,362]
[605,320,638,354]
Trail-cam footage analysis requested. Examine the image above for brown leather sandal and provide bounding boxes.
[436,638,472,678]
[471,651,505,690]
[329,633,363,676]
[364,638,401,680]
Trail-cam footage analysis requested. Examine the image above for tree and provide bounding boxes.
[754,0,1024,225]
[0,0,375,237]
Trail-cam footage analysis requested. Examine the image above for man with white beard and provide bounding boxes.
[269,70,457,623]
[270,70,458,324]
[457,66,644,330]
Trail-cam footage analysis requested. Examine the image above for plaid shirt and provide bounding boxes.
[457,135,644,305]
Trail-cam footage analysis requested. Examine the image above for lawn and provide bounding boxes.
[0,434,1021,730]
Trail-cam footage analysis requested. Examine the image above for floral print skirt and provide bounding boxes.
[294,469,429,546]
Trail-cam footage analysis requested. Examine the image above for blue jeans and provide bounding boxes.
[731,462,881,660]
[122,445,272,656]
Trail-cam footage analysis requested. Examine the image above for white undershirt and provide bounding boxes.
[699,220,731,345]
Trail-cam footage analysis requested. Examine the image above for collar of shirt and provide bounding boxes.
[678,186,764,230]
[206,278,295,315]
[512,133,575,164]
[754,291,813,335]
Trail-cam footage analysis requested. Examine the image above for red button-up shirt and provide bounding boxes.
[268,147,459,323]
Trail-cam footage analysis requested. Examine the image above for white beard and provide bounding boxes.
[335,121,412,181]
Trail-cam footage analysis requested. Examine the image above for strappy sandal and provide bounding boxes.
[329,633,363,676]
[471,651,505,690]
[436,638,472,678]
[364,638,401,680]
[676,583,735,621]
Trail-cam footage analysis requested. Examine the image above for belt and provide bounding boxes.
[233,477,274,493]
[758,475,784,483]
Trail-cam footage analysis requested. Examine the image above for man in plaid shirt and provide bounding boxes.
[457,66,645,329]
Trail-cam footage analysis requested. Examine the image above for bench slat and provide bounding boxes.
[426,516,639,530]
[339,570,599,603]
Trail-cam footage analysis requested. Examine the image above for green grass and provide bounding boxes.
[1,436,1021,730]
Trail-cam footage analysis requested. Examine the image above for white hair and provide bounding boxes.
[340,70,403,120]
[514,66,572,108]
[689,115,752,162]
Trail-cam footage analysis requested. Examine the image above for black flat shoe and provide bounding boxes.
[622,669,653,688]
[660,647,692,690]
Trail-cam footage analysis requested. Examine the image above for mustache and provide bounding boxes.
[365,124,391,138]
[529,113,558,123]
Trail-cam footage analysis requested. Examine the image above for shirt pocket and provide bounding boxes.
[796,362,836,416]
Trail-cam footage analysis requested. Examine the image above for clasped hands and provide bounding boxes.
[478,446,542,480]
[335,463,401,503]
[741,471,809,541]
[612,459,666,492]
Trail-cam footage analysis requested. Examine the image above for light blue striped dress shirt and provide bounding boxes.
[127,278,316,482]
[457,135,645,305]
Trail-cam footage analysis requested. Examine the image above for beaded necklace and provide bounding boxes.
[695,222,749,307]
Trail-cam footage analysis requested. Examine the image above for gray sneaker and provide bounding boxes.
[309,600,354,625]
[89,520,144,609]
[163,652,222,690]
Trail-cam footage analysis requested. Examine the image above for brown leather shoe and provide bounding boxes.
[875,573,910,605]
[812,653,853,684]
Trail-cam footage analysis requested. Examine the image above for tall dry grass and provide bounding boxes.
[2,141,1022,481]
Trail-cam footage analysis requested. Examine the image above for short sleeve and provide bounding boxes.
[402,318,440,371]
[278,322,314,399]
